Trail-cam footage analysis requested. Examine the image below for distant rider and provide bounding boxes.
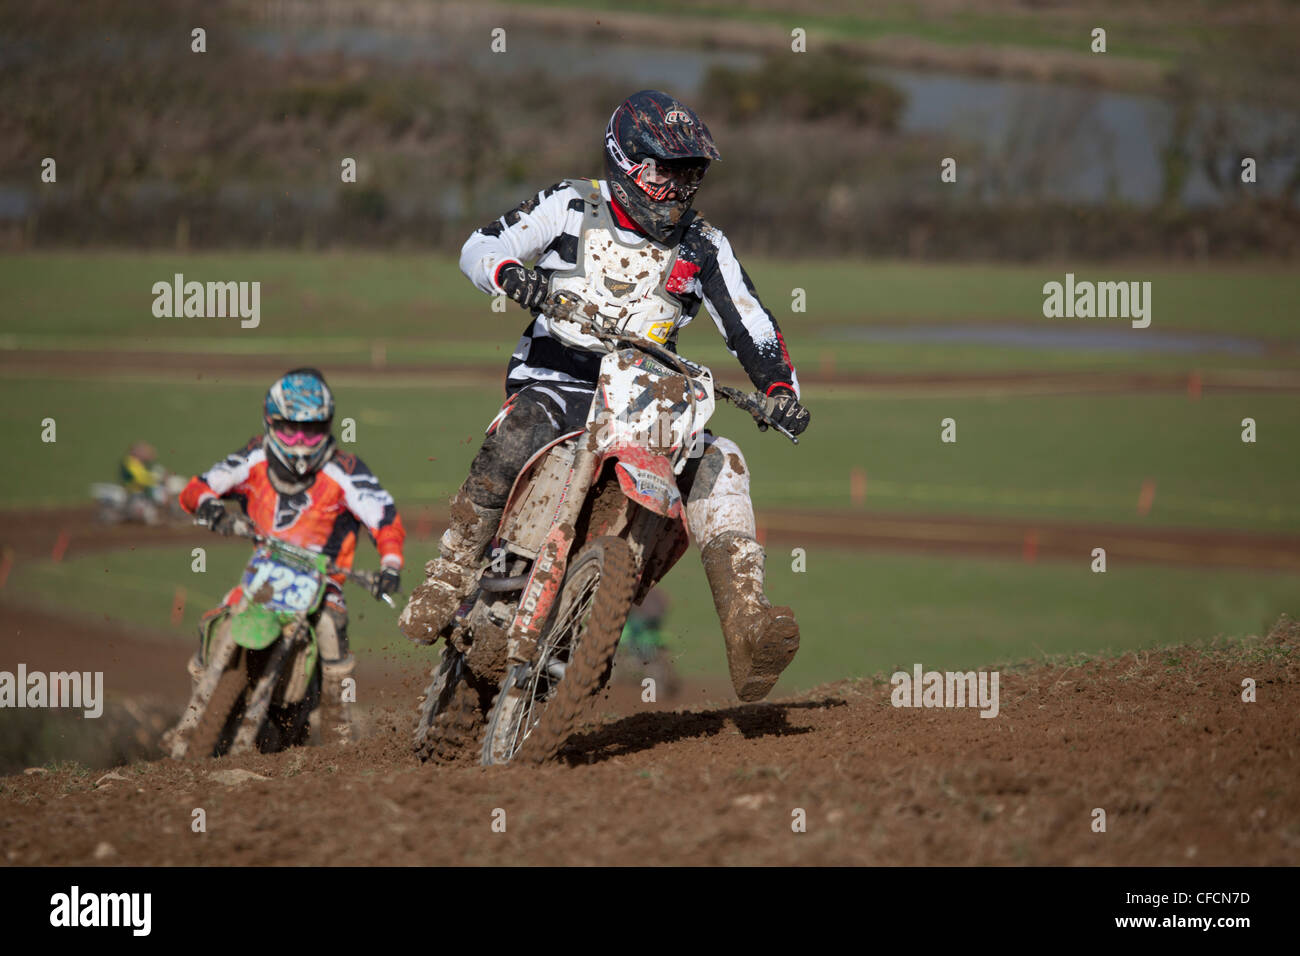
[179,368,406,743]
[119,441,166,524]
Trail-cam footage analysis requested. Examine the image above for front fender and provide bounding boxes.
[229,604,285,650]
[609,445,685,523]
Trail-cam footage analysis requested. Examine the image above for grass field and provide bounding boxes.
[5,540,1294,691]
[3,377,1297,530]
[2,252,1297,689]
[5,252,1298,338]
[505,0,1277,75]
[7,526,1297,691]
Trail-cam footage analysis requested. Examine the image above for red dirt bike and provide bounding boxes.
[413,291,798,766]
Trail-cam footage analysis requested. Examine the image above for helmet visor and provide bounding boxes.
[631,158,708,203]
[271,419,330,448]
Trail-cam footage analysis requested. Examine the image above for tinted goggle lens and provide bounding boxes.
[272,420,329,447]
[632,161,706,201]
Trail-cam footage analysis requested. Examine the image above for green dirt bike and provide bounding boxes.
[166,521,394,760]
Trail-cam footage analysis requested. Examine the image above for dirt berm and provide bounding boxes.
[3,617,1296,866]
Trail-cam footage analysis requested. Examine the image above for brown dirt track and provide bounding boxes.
[3,504,1298,865]
[2,598,1297,866]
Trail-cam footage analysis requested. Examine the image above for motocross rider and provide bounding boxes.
[119,440,166,524]
[399,90,810,702]
[179,368,406,743]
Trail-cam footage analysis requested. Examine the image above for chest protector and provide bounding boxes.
[546,178,687,353]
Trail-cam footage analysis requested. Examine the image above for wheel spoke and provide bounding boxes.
[502,567,601,759]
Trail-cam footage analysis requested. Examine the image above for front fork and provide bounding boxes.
[171,615,309,758]
[227,629,300,754]
[503,446,599,666]
[168,624,239,759]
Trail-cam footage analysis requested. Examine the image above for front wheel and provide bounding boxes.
[413,646,494,764]
[481,536,637,766]
[187,649,249,760]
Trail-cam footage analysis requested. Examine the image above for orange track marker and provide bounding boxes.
[51,530,70,562]
[170,586,187,627]
[1137,478,1157,516]
[1022,529,1039,563]
[850,467,867,508]
[0,548,14,589]
[820,350,836,380]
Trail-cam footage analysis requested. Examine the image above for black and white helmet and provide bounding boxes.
[603,90,721,245]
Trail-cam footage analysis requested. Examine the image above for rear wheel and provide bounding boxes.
[187,649,249,760]
[263,668,319,752]
[481,536,637,766]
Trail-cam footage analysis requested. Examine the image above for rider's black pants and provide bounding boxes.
[463,381,712,510]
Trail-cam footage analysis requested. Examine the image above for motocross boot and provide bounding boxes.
[319,654,356,746]
[701,531,800,702]
[399,492,502,644]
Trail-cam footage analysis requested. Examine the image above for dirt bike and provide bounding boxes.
[91,473,187,525]
[166,521,394,760]
[413,290,798,767]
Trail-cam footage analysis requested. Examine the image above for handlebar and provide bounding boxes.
[543,291,800,445]
[713,384,800,445]
[196,519,398,607]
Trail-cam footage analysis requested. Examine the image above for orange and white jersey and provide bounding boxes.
[180,436,405,573]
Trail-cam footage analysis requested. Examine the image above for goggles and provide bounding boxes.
[271,419,330,447]
[630,159,707,202]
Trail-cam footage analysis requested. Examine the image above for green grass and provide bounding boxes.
[0,377,491,510]
[5,377,1297,531]
[503,0,1209,68]
[9,542,1295,692]
[5,541,402,658]
[3,250,1296,704]
[2,253,1297,342]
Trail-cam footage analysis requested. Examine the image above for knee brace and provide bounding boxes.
[315,605,350,663]
[685,437,757,544]
[322,653,356,683]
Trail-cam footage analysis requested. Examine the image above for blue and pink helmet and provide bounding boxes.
[263,368,335,477]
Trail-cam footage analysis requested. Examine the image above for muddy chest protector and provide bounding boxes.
[545,178,689,352]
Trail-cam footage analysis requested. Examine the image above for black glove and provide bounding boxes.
[763,388,811,436]
[373,567,401,599]
[195,498,235,535]
[497,263,548,310]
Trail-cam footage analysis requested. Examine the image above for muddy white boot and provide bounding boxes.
[399,492,502,644]
[319,655,357,746]
[701,531,800,702]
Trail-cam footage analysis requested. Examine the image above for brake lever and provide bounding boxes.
[717,385,799,445]
[761,417,799,444]
[335,566,400,608]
